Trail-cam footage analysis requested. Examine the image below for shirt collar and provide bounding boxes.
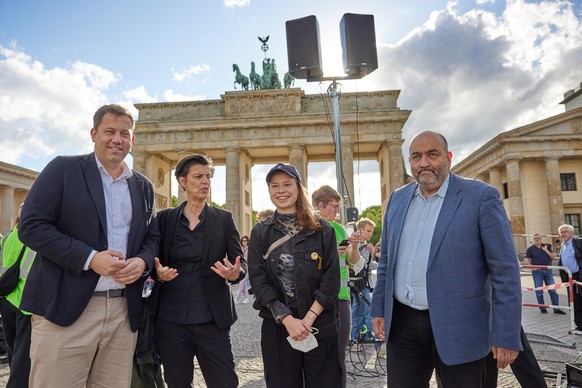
[178,201,207,221]
[94,154,133,180]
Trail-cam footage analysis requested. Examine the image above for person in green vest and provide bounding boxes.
[0,201,36,388]
[311,185,362,388]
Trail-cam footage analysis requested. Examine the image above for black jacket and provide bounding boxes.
[154,202,246,330]
[248,215,340,338]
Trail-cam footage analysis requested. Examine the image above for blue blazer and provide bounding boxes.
[371,173,522,365]
[18,153,160,331]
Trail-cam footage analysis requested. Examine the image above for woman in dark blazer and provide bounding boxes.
[153,154,246,388]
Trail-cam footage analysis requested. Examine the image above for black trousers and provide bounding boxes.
[484,327,547,388]
[0,299,32,388]
[260,318,341,388]
[387,299,486,388]
[154,318,238,388]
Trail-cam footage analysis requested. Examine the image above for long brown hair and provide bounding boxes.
[295,182,321,231]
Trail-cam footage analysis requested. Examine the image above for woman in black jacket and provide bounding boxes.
[153,154,246,388]
[248,163,341,388]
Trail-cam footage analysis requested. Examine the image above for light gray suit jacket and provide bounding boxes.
[371,173,522,365]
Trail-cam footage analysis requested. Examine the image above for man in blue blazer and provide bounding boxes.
[371,131,522,387]
[18,104,160,388]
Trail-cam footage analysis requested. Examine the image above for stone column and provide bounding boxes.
[506,160,526,253]
[389,142,404,193]
[378,141,405,212]
[132,151,146,174]
[289,145,308,184]
[489,168,502,196]
[545,158,564,235]
[340,143,354,208]
[1,186,15,235]
[175,152,191,206]
[225,148,242,229]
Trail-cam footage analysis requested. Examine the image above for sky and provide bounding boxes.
[1,0,582,213]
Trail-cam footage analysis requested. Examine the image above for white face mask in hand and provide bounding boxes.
[286,328,319,353]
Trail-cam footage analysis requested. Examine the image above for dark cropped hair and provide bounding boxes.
[175,154,215,180]
[93,104,134,130]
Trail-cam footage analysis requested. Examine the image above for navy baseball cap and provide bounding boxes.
[266,163,301,183]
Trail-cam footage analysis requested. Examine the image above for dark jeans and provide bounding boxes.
[387,299,486,388]
[531,269,560,310]
[338,299,350,388]
[0,300,32,388]
[260,318,341,388]
[155,318,238,388]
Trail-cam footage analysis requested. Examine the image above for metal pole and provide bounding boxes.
[329,80,347,223]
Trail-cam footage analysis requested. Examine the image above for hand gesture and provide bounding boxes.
[211,256,242,282]
[155,257,178,282]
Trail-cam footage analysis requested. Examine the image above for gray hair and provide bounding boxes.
[558,224,574,233]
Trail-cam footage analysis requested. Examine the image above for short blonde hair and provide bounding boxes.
[357,218,376,230]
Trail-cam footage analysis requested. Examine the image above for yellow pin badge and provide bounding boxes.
[311,252,322,270]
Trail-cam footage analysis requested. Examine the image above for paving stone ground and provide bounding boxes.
[1,269,580,387]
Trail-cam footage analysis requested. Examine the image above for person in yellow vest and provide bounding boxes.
[0,201,36,388]
[311,185,362,388]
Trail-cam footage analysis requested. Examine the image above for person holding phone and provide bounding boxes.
[311,185,361,388]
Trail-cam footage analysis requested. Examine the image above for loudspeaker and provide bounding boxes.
[340,13,378,77]
[286,15,323,79]
[346,207,359,223]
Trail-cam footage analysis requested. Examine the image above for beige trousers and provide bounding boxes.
[29,296,137,388]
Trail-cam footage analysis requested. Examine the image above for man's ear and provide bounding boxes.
[321,202,327,209]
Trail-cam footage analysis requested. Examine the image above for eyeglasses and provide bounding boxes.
[326,203,341,211]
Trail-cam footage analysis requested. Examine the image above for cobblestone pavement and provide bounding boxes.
[1,271,580,387]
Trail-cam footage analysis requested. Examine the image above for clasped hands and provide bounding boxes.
[89,249,146,284]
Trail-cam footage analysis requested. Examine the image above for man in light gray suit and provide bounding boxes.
[371,131,522,387]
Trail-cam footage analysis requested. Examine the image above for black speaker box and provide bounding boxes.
[340,13,378,77]
[346,207,359,223]
[286,15,323,79]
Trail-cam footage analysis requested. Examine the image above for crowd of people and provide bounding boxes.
[0,104,580,388]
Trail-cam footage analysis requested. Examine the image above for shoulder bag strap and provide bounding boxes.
[263,226,299,260]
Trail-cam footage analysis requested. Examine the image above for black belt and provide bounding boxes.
[93,289,126,298]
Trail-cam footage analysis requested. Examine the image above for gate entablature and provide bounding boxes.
[133,88,410,236]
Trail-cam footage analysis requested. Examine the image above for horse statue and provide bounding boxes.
[232,64,249,91]
[249,61,262,90]
[283,72,295,88]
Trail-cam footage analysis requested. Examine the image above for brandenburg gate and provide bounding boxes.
[132,88,410,235]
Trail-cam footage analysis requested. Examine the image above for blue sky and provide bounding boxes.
[1,0,581,211]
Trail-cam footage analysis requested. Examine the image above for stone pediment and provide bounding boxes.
[501,108,582,139]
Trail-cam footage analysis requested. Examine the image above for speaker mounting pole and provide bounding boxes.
[328,80,348,223]
[285,13,378,222]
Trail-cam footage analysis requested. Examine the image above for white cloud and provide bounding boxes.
[0,44,115,166]
[172,64,211,82]
[374,0,582,169]
[223,0,250,8]
[123,86,157,103]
